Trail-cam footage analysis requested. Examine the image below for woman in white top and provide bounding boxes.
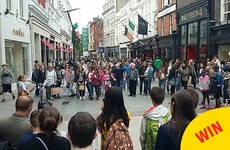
[44,65,57,100]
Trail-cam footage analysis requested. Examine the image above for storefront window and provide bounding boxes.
[181,25,187,45]
[5,40,29,82]
[224,0,230,21]
[180,25,187,60]
[188,22,198,44]
[200,20,207,61]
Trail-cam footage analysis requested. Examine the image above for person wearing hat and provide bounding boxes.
[1,64,15,102]
[128,63,139,97]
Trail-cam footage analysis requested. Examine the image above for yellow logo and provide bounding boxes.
[181,108,230,150]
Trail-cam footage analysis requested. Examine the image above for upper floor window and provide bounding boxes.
[19,0,24,17]
[6,0,12,11]
[170,14,173,34]
[162,17,165,36]
[224,0,230,21]
[161,0,165,9]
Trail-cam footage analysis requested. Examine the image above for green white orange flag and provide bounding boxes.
[124,25,133,42]
[73,23,79,37]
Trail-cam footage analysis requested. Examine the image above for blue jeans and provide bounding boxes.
[69,82,75,95]
[35,83,39,97]
[115,80,123,89]
[144,78,152,94]
[158,79,166,93]
[176,77,181,91]
[87,82,93,97]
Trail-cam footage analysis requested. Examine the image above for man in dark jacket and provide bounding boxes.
[138,61,147,95]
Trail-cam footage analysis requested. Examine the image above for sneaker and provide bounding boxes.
[200,105,206,109]
[82,96,86,100]
[95,97,99,100]
[1,99,6,103]
[80,97,82,100]
[139,93,142,95]
[206,105,210,109]
[89,97,94,100]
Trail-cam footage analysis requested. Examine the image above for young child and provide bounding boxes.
[199,70,210,109]
[17,110,41,145]
[17,75,31,97]
[140,86,171,150]
[104,69,111,93]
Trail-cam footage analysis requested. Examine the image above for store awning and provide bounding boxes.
[41,39,56,50]
[57,44,65,51]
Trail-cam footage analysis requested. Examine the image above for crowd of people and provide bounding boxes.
[0,54,230,150]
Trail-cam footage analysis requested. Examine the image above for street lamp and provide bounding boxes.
[62,8,80,60]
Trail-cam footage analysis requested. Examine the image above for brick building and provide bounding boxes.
[156,0,177,60]
[89,17,104,55]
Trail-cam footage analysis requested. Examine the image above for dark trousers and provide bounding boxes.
[170,86,175,95]
[182,81,188,89]
[34,83,40,97]
[144,80,148,94]
[139,78,144,94]
[94,85,100,98]
[129,80,137,95]
[202,90,210,105]
[46,86,52,100]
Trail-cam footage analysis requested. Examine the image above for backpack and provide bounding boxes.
[105,120,133,150]
[0,139,13,150]
[145,112,171,150]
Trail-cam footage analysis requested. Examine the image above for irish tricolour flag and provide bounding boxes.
[73,23,79,37]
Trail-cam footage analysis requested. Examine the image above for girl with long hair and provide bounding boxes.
[75,66,86,100]
[155,90,196,150]
[97,86,133,150]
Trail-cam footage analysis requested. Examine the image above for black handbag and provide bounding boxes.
[66,82,70,88]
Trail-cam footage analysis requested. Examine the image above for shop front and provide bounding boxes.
[211,23,230,61]
[0,15,31,84]
[177,0,209,62]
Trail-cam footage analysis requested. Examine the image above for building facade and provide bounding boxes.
[102,0,116,57]
[126,0,159,60]
[156,0,177,60]
[29,0,73,66]
[89,17,104,56]
[176,0,221,62]
[0,0,31,86]
[211,0,230,61]
[0,0,73,88]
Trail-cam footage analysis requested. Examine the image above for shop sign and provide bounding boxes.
[12,29,24,37]
[181,7,205,22]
